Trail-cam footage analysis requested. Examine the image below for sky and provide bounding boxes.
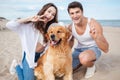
[0,0,120,20]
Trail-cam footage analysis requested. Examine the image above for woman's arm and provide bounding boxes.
[6,20,22,32]
[35,42,46,53]
[17,15,46,23]
[6,15,45,32]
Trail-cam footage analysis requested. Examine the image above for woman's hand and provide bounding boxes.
[29,15,46,22]
[35,42,45,53]
[17,15,46,23]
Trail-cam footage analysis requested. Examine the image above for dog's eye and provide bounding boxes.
[57,31,61,33]
[50,31,53,33]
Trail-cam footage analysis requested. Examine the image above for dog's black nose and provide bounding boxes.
[51,34,55,40]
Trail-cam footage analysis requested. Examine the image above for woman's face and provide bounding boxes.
[43,6,56,23]
[69,7,83,24]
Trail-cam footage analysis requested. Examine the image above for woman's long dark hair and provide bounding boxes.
[35,3,58,43]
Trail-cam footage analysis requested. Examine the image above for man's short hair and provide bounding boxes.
[67,1,83,13]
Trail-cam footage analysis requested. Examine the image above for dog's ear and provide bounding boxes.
[66,28,72,40]
[65,27,74,48]
[45,33,49,41]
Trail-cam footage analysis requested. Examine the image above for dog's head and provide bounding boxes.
[46,23,71,46]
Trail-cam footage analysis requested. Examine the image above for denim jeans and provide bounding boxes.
[34,51,43,62]
[72,46,101,69]
[15,52,35,80]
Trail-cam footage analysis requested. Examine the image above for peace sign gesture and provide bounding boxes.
[89,19,99,40]
[29,15,46,22]
[17,15,46,23]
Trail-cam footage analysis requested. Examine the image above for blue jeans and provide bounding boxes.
[34,51,43,62]
[15,52,35,80]
[72,46,101,69]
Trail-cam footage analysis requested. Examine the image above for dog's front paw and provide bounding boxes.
[34,67,44,80]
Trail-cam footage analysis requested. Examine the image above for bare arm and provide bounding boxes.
[89,19,109,53]
[67,24,74,48]
[36,42,46,53]
[16,15,46,23]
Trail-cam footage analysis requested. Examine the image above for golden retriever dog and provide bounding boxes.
[34,23,73,80]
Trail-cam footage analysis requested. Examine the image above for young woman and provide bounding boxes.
[6,3,58,80]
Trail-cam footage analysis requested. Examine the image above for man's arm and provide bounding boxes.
[89,19,109,53]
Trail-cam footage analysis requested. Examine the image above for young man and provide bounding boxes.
[67,1,109,78]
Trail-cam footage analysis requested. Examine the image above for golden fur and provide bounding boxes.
[34,23,73,80]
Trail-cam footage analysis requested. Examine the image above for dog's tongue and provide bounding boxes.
[50,41,57,46]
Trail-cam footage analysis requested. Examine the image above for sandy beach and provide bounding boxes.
[0,26,120,80]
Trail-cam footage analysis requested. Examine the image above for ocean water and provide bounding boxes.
[97,20,120,27]
[59,20,120,27]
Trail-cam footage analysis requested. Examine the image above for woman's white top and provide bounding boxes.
[72,18,97,48]
[6,20,44,68]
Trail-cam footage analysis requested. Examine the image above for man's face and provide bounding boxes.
[69,7,83,24]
